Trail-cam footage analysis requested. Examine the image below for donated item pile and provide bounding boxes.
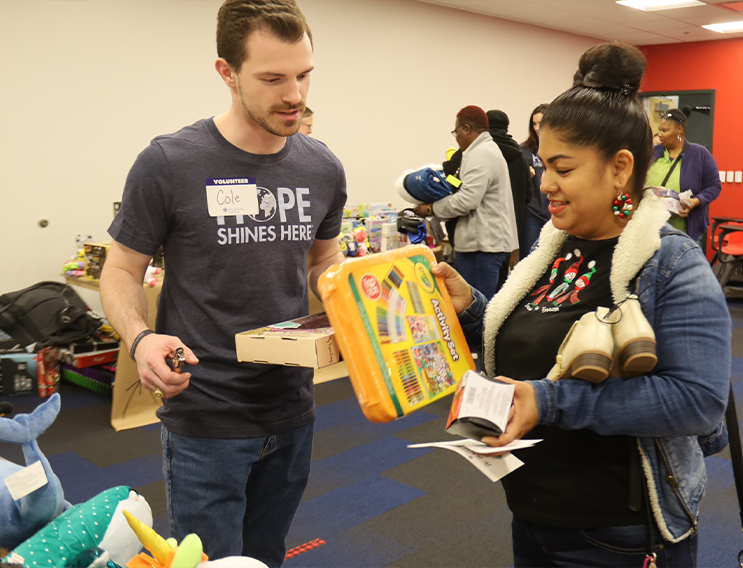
[0,280,119,398]
[340,202,408,257]
[63,239,111,280]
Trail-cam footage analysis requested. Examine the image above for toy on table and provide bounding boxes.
[318,244,475,423]
[338,233,349,257]
[339,231,360,257]
[62,260,86,278]
[353,226,369,257]
[63,237,89,278]
[83,242,111,280]
[144,265,162,288]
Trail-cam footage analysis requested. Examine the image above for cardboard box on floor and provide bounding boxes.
[110,278,163,431]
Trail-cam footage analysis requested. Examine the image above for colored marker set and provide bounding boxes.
[318,245,475,423]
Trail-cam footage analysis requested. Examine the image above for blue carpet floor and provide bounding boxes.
[2,299,743,566]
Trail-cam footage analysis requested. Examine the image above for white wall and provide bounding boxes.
[0,0,597,308]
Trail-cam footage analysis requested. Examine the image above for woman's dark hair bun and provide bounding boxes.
[572,41,646,95]
[681,105,692,118]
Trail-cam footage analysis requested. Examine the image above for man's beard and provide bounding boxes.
[255,110,302,136]
[239,97,304,137]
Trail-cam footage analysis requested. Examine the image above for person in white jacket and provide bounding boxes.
[415,105,518,300]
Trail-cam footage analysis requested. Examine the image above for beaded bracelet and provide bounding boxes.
[130,329,154,360]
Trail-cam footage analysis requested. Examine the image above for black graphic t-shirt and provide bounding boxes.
[496,235,646,528]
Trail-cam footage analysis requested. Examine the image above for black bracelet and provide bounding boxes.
[130,329,155,360]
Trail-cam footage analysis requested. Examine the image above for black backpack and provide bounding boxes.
[0,281,103,348]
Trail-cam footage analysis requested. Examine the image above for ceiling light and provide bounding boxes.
[616,0,706,11]
[703,20,743,32]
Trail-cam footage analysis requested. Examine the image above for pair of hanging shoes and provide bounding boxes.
[546,295,657,383]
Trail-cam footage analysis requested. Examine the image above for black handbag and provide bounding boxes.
[0,281,102,348]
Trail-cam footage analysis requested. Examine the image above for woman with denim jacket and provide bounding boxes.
[433,42,731,567]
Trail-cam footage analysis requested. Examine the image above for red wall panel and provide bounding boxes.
[642,38,743,218]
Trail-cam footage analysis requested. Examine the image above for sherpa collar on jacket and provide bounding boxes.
[482,189,670,376]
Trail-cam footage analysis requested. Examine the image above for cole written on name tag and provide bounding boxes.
[206,178,260,217]
[4,460,49,501]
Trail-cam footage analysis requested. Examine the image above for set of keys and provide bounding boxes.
[171,347,186,373]
[154,348,186,399]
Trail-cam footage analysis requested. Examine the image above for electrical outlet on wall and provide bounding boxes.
[727,171,735,183]
[736,172,742,184]
[720,171,727,183]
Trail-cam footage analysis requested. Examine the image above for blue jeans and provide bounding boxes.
[512,516,697,568]
[455,251,509,301]
[162,421,314,567]
[520,211,548,259]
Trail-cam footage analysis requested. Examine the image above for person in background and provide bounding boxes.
[487,109,532,255]
[414,105,518,301]
[99,1,347,566]
[652,131,661,146]
[647,106,721,246]
[299,106,313,135]
[433,42,730,567]
[520,103,550,258]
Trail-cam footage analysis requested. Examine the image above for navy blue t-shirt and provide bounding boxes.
[109,119,346,438]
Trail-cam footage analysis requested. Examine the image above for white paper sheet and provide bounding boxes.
[408,439,542,481]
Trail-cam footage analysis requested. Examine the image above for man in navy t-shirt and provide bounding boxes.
[100,1,346,565]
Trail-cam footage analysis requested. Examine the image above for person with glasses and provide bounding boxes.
[647,106,721,245]
[414,105,518,301]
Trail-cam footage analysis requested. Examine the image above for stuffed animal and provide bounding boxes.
[1,394,153,568]
[124,511,268,568]
[0,393,68,551]
[8,486,151,568]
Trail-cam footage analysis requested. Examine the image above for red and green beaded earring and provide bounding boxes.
[612,193,634,218]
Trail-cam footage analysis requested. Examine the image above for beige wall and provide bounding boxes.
[0,0,597,308]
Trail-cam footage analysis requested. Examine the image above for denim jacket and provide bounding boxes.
[460,190,731,542]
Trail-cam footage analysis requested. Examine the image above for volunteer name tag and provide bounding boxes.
[4,460,49,501]
[206,178,259,217]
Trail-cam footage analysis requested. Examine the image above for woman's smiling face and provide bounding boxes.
[538,127,633,241]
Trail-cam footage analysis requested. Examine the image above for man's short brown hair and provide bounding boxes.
[217,0,312,71]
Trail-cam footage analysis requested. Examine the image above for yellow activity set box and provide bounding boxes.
[318,244,475,423]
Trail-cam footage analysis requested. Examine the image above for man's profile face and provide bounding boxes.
[454,121,472,151]
[299,115,313,135]
[233,28,314,137]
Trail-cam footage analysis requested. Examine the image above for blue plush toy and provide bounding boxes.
[1,394,153,568]
[0,393,68,551]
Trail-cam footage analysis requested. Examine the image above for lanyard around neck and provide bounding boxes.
[661,151,682,188]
